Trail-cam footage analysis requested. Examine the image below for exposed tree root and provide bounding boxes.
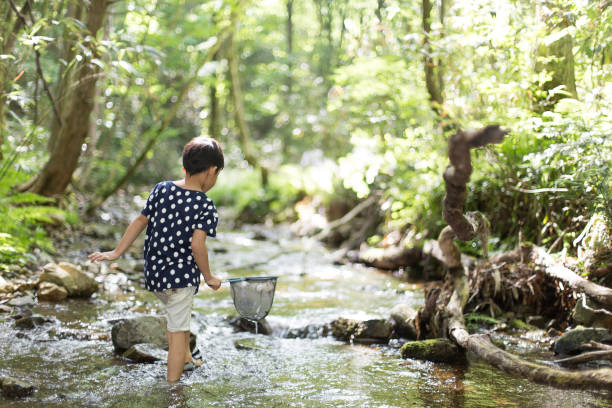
[422,124,612,390]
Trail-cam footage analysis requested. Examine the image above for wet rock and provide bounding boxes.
[283,324,330,339]
[15,315,47,329]
[111,316,168,352]
[37,282,68,302]
[330,317,393,344]
[553,327,612,355]
[37,262,98,298]
[229,317,273,335]
[122,343,168,363]
[572,295,612,330]
[7,295,35,307]
[0,275,16,293]
[400,338,465,363]
[390,304,418,339]
[234,338,266,350]
[0,304,12,313]
[0,376,35,398]
[13,310,50,329]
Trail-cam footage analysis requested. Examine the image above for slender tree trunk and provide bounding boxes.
[209,51,220,139]
[227,30,268,186]
[533,1,577,112]
[286,0,293,96]
[422,0,444,113]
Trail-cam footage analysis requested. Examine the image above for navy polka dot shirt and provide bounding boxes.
[141,181,218,293]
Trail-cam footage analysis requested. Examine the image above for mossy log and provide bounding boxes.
[431,125,612,389]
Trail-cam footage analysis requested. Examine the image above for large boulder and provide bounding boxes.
[37,262,98,298]
[553,327,612,355]
[0,376,35,398]
[111,316,169,352]
[400,338,465,363]
[571,295,612,330]
[390,304,418,339]
[37,282,68,302]
[330,317,393,344]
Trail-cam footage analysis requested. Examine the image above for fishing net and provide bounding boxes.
[228,277,278,321]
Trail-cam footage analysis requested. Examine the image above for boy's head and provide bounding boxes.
[182,137,224,175]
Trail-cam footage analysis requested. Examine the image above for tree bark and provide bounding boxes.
[533,2,577,112]
[227,29,269,186]
[19,0,110,196]
[208,51,220,139]
[421,0,444,113]
[434,125,612,389]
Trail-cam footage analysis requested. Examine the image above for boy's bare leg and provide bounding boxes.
[184,332,192,363]
[167,330,187,382]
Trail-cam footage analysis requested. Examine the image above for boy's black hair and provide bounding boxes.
[182,137,224,175]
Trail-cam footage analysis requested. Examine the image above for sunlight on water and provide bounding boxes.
[1,229,611,407]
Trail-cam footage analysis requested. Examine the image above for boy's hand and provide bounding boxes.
[205,276,222,290]
[88,250,120,262]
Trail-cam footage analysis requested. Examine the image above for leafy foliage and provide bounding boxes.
[0,170,77,265]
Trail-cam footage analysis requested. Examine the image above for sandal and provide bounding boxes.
[183,359,203,371]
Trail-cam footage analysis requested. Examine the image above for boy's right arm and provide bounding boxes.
[89,214,148,262]
[191,229,221,290]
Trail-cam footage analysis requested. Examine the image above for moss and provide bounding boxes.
[400,338,465,364]
[464,313,500,326]
[509,319,537,331]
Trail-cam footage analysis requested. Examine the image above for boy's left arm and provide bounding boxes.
[89,214,148,262]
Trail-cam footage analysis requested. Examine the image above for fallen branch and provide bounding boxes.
[553,350,612,366]
[314,194,378,241]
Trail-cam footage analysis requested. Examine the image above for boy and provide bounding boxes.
[89,136,224,383]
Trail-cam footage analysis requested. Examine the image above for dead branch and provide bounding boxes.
[314,194,378,241]
[553,350,612,366]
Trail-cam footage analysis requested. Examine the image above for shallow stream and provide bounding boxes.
[1,226,612,407]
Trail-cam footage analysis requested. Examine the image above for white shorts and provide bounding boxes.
[154,286,196,332]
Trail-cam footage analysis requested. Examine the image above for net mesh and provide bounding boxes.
[229,277,277,321]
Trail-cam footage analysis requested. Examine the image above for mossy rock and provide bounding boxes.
[400,338,465,363]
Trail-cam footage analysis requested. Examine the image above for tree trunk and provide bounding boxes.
[422,0,444,113]
[286,0,294,97]
[227,30,269,186]
[432,125,612,389]
[533,2,577,112]
[20,0,109,196]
